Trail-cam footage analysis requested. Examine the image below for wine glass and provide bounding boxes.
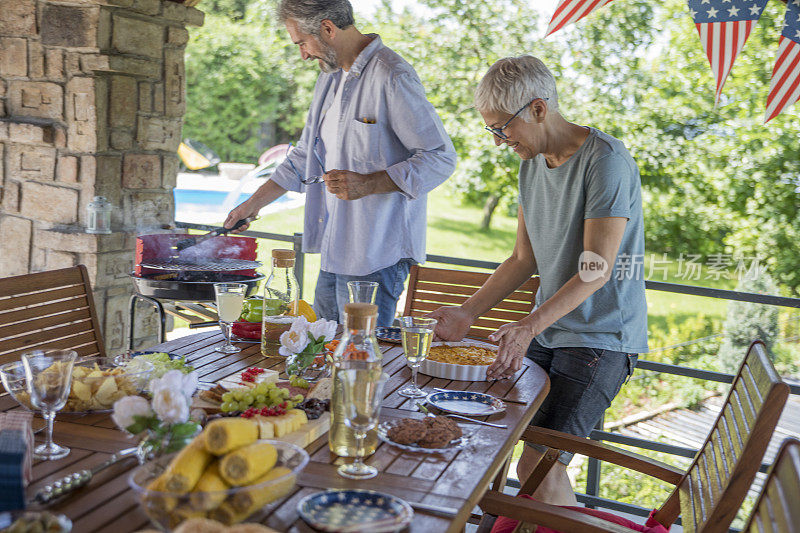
[21,350,77,460]
[214,282,247,353]
[397,316,437,398]
[336,363,388,480]
[347,281,378,304]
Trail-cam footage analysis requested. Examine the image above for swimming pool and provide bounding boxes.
[174,187,304,224]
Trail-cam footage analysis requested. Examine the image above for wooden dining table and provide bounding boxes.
[2,331,550,532]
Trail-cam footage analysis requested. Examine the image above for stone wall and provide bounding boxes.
[0,0,203,352]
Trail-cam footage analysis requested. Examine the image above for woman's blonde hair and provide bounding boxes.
[474,55,559,121]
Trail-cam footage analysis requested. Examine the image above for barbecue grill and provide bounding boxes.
[129,233,264,348]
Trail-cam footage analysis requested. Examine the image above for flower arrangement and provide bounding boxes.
[279,317,337,376]
[112,369,201,459]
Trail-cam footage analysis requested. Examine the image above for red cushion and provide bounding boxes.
[490,495,670,533]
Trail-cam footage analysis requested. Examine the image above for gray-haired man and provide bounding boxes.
[226,0,456,327]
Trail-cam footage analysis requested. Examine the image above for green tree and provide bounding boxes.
[183,4,316,163]
[381,0,562,229]
[718,273,781,371]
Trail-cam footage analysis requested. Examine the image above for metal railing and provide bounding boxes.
[176,221,800,523]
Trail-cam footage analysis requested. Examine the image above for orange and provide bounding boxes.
[289,299,317,322]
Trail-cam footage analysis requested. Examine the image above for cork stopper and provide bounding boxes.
[344,303,378,330]
[272,248,295,268]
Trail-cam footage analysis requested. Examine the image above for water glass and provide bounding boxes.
[336,364,388,480]
[214,282,247,353]
[397,316,437,398]
[347,281,378,304]
[21,350,77,460]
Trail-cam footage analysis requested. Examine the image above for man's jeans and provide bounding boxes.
[313,260,412,327]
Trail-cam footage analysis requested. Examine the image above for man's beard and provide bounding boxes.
[315,42,339,73]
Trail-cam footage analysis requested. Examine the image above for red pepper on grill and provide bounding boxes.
[231,320,261,339]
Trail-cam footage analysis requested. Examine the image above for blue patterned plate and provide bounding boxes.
[375,326,402,343]
[297,489,413,533]
[426,391,506,416]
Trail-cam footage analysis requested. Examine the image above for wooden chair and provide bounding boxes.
[743,437,800,533]
[0,265,106,371]
[402,265,540,340]
[478,339,790,533]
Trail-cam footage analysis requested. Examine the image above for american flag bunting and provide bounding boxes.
[765,0,800,122]
[687,0,769,104]
[546,0,617,36]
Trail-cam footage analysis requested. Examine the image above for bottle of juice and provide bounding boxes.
[261,249,300,356]
[329,302,383,457]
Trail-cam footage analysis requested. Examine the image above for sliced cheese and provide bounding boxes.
[253,409,308,439]
[254,369,279,385]
[254,416,274,439]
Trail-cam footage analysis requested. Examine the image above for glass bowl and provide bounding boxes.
[0,357,153,413]
[0,360,29,410]
[129,440,309,530]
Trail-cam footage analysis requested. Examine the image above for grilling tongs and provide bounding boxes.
[174,216,257,252]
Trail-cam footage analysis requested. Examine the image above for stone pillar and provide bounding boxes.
[0,0,204,352]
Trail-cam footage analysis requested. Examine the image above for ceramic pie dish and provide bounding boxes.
[418,340,498,382]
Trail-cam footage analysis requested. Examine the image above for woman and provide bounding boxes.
[429,55,648,505]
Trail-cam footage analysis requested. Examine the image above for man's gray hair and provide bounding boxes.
[277,0,355,35]
[474,56,559,120]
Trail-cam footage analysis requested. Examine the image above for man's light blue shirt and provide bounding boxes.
[269,35,457,276]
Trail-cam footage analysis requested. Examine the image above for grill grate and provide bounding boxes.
[140,258,262,272]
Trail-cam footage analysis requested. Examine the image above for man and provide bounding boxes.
[225,0,456,327]
[430,56,647,505]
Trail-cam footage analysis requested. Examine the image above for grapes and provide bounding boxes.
[289,375,310,389]
[221,382,306,413]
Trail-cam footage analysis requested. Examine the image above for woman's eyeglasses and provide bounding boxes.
[484,97,549,140]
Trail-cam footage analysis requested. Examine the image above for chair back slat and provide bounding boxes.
[0,267,84,298]
[656,340,789,532]
[721,405,744,458]
[0,285,87,313]
[0,295,91,324]
[709,430,731,482]
[679,474,700,532]
[0,266,105,374]
[744,439,800,533]
[403,265,539,340]
[4,332,103,361]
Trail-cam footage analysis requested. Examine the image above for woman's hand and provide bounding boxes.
[427,306,474,341]
[486,316,538,379]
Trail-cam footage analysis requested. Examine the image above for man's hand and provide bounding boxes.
[224,202,259,233]
[486,316,538,379]
[323,169,400,200]
[427,306,474,341]
[323,169,374,200]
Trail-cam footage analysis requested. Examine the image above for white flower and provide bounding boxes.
[289,316,310,334]
[279,324,310,357]
[308,318,337,342]
[150,369,198,400]
[152,387,190,424]
[112,395,152,431]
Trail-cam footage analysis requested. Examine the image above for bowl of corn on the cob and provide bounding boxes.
[129,420,309,530]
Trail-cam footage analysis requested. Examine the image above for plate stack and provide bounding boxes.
[0,412,33,511]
